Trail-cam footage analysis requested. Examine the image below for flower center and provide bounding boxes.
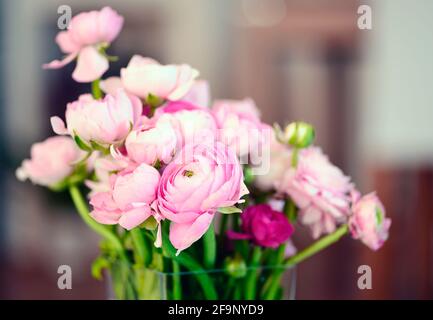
[183,170,194,178]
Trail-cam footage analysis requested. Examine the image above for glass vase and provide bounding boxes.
[105,262,296,300]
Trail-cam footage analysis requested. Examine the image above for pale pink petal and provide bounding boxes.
[167,66,200,101]
[56,31,81,53]
[170,212,214,254]
[155,221,162,248]
[181,80,210,108]
[43,52,77,69]
[50,116,68,135]
[118,206,152,230]
[90,209,120,225]
[72,46,109,83]
[100,76,123,95]
[98,7,124,43]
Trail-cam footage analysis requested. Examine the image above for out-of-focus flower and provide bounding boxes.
[125,117,177,166]
[16,136,84,187]
[119,55,199,100]
[51,89,142,147]
[254,133,292,191]
[212,98,270,159]
[154,142,248,253]
[154,101,217,149]
[43,7,124,82]
[224,254,247,278]
[90,163,160,230]
[278,147,353,239]
[227,204,293,248]
[349,192,391,250]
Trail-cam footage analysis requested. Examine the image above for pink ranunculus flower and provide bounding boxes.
[227,204,294,248]
[154,101,218,149]
[212,98,270,158]
[119,55,199,100]
[278,147,353,239]
[125,117,177,166]
[43,7,124,83]
[85,156,128,196]
[154,142,249,253]
[16,136,84,187]
[51,89,142,146]
[349,192,391,251]
[90,163,160,230]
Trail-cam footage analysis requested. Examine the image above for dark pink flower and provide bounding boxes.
[228,204,294,248]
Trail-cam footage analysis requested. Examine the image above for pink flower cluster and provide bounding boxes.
[18,6,391,257]
[256,140,391,250]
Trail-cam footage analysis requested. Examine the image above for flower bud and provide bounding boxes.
[224,255,247,278]
[275,122,315,148]
[243,165,255,186]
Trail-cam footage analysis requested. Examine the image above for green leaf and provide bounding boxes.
[73,134,92,152]
[218,206,242,214]
[140,216,158,231]
[91,256,110,280]
[90,140,110,155]
[91,79,103,99]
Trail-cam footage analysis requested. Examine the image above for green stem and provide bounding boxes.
[130,228,150,266]
[262,224,349,300]
[244,246,262,300]
[223,277,236,299]
[233,284,241,300]
[283,199,297,222]
[161,227,218,299]
[91,79,103,99]
[285,224,348,267]
[219,214,228,238]
[68,185,128,263]
[203,222,216,269]
[172,260,182,300]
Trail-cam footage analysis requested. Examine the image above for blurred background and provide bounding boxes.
[0,0,432,299]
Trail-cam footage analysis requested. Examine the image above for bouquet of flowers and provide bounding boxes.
[17,7,391,300]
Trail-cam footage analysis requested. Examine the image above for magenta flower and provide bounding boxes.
[16,136,84,187]
[154,142,248,253]
[227,204,294,248]
[43,7,124,82]
[349,192,391,251]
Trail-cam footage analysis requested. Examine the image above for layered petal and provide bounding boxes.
[72,46,109,83]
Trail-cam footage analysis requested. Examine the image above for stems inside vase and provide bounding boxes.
[203,222,216,269]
